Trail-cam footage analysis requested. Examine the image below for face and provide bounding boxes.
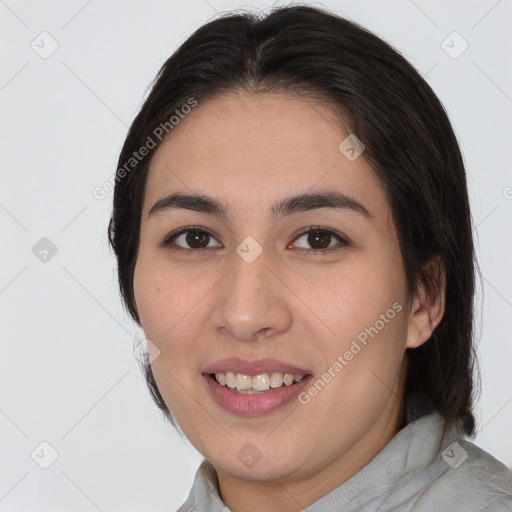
[133,92,435,499]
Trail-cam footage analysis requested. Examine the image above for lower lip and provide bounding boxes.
[203,374,312,416]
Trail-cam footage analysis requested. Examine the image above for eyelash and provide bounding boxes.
[159,225,349,256]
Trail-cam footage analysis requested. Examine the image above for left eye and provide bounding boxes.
[291,228,347,252]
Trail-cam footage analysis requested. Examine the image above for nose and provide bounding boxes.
[209,244,293,342]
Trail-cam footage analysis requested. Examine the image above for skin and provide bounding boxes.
[133,92,445,512]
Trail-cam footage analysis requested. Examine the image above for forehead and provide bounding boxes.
[143,92,390,226]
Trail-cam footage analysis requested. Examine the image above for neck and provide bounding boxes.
[217,395,405,512]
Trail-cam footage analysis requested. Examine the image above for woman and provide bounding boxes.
[108,5,512,511]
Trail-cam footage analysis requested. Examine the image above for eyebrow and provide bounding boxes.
[148,190,372,221]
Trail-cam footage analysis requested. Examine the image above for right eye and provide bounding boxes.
[159,226,223,253]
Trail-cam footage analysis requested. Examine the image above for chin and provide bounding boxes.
[205,441,315,483]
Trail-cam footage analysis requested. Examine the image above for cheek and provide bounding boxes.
[133,251,219,377]
[301,257,405,341]
[304,256,408,394]
[133,256,208,415]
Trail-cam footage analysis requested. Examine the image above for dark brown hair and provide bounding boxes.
[108,5,480,436]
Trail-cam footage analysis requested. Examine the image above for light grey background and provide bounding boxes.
[1,0,511,510]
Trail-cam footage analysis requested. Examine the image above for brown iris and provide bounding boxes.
[186,230,210,248]
[307,229,331,250]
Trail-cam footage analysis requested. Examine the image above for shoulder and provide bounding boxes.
[414,437,512,511]
[380,409,512,512]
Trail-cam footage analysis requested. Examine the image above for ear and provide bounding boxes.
[405,256,446,349]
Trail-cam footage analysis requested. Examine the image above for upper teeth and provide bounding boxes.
[215,372,305,392]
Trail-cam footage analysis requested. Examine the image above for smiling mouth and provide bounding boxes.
[209,371,307,393]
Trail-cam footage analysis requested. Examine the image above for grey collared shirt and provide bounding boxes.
[177,405,512,511]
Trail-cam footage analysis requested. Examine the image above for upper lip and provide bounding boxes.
[202,358,312,376]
